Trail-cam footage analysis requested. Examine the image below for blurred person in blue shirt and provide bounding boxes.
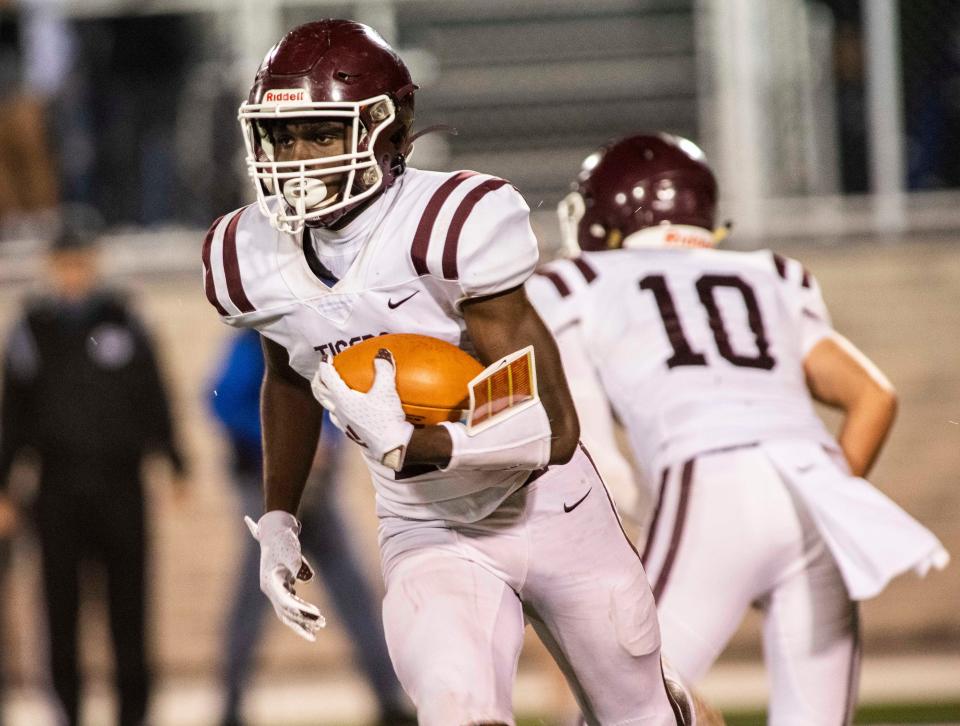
[0,215,187,726]
[208,329,414,726]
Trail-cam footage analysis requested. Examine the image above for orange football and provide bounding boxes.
[332,333,484,426]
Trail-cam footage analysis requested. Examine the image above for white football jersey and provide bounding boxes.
[202,168,540,522]
[527,246,837,481]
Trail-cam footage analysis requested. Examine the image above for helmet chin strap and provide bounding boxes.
[283,178,330,212]
[270,182,334,235]
[279,178,350,231]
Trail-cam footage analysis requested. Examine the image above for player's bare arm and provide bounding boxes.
[241,335,326,642]
[397,413,454,466]
[804,332,897,477]
[260,335,323,513]
[463,285,580,463]
[402,286,580,468]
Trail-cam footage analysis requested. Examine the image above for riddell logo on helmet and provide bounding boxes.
[263,89,310,103]
[665,230,713,248]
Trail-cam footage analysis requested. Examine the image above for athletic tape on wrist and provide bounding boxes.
[439,398,551,471]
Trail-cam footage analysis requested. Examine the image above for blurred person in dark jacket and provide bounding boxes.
[80,13,195,226]
[0,216,186,726]
[208,329,413,726]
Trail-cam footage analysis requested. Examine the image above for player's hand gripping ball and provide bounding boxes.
[332,333,484,426]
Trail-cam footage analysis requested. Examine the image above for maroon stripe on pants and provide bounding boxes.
[201,214,228,316]
[571,256,597,283]
[841,604,862,726]
[579,443,641,560]
[661,663,686,725]
[772,252,788,279]
[442,178,509,279]
[221,209,256,313]
[640,467,671,564]
[410,171,477,275]
[533,269,571,298]
[652,457,695,602]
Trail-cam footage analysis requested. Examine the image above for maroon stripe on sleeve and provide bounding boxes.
[801,266,812,288]
[442,177,510,280]
[652,457,695,602]
[772,252,788,279]
[571,256,598,283]
[201,214,228,316]
[534,269,571,298]
[640,467,671,564]
[222,209,256,314]
[410,171,477,276]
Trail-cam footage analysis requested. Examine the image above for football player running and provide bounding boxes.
[202,21,688,726]
[526,133,950,725]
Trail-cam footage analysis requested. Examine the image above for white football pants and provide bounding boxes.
[641,445,860,726]
[378,446,678,726]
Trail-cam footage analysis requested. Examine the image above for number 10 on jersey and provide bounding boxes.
[639,273,776,370]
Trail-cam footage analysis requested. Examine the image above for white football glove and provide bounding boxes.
[311,350,414,471]
[244,511,325,642]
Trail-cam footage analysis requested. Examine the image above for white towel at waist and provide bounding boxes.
[761,439,949,601]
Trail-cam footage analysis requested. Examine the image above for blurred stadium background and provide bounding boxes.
[0,0,958,723]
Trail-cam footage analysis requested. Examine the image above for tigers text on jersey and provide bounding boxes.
[527,247,837,479]
[202,168,540,523]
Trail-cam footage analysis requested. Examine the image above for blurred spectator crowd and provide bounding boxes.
[0,0,244,244]
[4,0,960,247]
[0,1,959,724]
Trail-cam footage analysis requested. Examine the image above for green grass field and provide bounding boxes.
[513,702,960,725]
[723,702,960,725]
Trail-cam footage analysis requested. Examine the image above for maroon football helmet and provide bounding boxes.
[558,133,719,253]
[239,20,418,231]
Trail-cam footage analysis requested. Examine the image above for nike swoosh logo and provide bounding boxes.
[563,488,592,513]
[387,290,420,309]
